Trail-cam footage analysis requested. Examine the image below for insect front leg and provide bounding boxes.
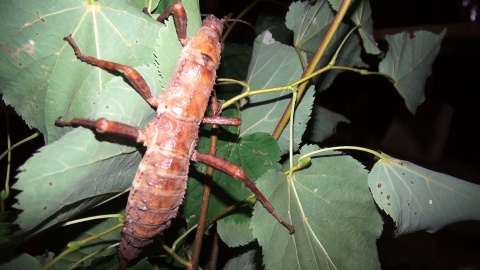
[63,35,160,108]
[191,151,296,234]
[144,2,188,45]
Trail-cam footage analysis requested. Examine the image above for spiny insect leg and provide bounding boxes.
[192,151,295,234]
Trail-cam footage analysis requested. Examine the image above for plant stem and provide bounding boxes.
[287,146,387,174]
[221,1,257,42]
[272,0,352,140]
[208,232,219,270]
[1,131,39,212]
[42,223,123,270]
[189,96,221,270]
[62,214,124,226]
[0,131,40,161]
[288,87,297,177]
[161,240,191,267]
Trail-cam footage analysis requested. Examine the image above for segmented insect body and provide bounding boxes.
[117,15,224,266]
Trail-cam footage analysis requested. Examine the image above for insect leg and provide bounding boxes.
[191,151,295,234]
[152,2,188,45]
[202,93,242,126]
[63,35,160,107]
[55,117,146,143]
[202,117,242,126]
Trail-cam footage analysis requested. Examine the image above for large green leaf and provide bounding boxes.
[239,31,313,155]
[217,218,254,248]
[183,132,281,227]
[0,0,161,143]
[379,30,446,114]
[223,248,261,270]
[13,65,159,234]
[369,153,480,235]
[251,145,382,269]
[0,253,42,270]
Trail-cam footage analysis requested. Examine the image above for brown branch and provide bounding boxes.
[272,0,352,140]
[188,96,221,270]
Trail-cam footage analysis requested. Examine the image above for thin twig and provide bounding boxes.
[189,95,221,270]
[272,0,352,140]
[208,232,219,270]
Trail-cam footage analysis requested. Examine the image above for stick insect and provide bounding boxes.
[56,2,294,269]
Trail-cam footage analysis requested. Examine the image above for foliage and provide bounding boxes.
[0,0,478,269]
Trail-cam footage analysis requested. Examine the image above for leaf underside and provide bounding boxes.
[0,0,161,143]
[251,145,382,269]
[379,30,446,114]
[369,153,480,235]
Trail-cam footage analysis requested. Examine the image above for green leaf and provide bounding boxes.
[49,217,121,269]
[327,0,342,11]
[0,211,14,239]
[130,0,160,12]
[277,86,314,156]
[379,30,446,114]
[350,0,381,55]
[0,211,26,253]
[87,253,154,269]
[0,0,161,143]
[0,253,42,270]
[368,153,480,235]
[309,105,350,143]
[286,0,334,41]
[251,145,382,269]
[223,248,261,270]
[13,65,159,234]
[184,132,281,227]
[239,31,312,154]
[286,1,366,92]
[217,218,254,248]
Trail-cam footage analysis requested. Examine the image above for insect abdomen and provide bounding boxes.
[118,115,199,262]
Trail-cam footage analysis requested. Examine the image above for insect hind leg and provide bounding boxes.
[192,151,295,234]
